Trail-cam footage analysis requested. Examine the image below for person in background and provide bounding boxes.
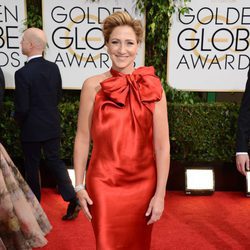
[14,27,80,220]
[0,67,52,249]
[74,11,170,249]
[236,68,250,175]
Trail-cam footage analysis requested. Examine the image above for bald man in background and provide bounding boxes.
[14,28,80,220]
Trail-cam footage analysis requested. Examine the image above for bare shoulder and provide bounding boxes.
[82,71,111,93]
[80,71,111,104]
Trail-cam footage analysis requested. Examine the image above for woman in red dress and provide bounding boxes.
[74,11,170,250]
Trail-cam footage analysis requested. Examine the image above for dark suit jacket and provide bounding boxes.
[236,68,250,152]
[14,57,62,142]
[0,67,5,109]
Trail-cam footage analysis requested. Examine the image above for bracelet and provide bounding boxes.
[74,184,85,193]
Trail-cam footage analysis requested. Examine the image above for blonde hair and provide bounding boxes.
[102,11,143,43]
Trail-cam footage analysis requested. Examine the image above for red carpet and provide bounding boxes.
[40,189,250,250]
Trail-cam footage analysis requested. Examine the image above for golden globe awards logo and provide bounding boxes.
[43,0,144,89]
[49,6,128,68]
[0,4,24,67]
[176,6,250,70]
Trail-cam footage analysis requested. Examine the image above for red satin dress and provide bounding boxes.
[86,66,163,250]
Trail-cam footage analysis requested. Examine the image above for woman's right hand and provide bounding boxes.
[77,189,93,221]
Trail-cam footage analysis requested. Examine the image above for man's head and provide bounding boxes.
[21,28,47,57]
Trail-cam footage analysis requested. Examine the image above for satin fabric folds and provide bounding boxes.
[86,66,163,250]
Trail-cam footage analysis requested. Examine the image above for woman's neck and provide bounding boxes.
[111,65,135,75]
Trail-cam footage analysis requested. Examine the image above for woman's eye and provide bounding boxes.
[111,41,118,44]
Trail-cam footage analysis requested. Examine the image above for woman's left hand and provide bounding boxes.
[145,196,165,225]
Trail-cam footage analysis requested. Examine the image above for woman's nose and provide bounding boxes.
[118,43,126,54]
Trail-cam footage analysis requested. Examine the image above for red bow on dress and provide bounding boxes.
[100,66,163,111]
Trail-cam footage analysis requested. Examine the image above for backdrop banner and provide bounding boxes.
[167,0,250,92]
[42,0,145,89]
[0,1,26,88]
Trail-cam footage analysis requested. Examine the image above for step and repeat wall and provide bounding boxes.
[1,0,144,89]
[1,0,250,91]
[0,0,26,88]
[167,0,250,91]
[42,0,145,89]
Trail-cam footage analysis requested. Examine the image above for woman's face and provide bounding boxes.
[106,25,139,74]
